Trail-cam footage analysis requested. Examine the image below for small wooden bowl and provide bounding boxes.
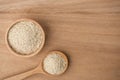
[6,18,45,57]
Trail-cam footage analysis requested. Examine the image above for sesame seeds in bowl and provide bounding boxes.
[6,19,45,57]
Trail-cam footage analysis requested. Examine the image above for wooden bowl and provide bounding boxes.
[6,18,45,57]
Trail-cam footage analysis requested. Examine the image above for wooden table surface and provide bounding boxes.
[0,0,120,80]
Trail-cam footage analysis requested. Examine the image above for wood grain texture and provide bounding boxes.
[0,0,120,80]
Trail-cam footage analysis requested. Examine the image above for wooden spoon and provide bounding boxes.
[4,51,68,80]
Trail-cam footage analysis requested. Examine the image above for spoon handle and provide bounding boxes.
[4,68,38,80]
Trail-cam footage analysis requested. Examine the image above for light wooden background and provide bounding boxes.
[0,0,120,80]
